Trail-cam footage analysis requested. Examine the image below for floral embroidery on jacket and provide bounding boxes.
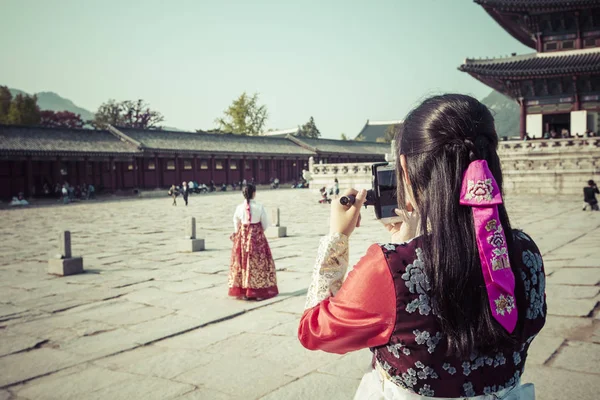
[463,382,476,397]
[522,249,546,320]
[401,248,433,315]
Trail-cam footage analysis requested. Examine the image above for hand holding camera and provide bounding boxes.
[330,189,367,237]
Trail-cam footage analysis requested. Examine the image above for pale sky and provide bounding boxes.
[0,0,531,138]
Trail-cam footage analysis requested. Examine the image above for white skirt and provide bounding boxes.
[354,366,535,400]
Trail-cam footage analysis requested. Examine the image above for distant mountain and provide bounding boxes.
[8,88,95,121]
[10,89,94,121]
[481,90,519,138]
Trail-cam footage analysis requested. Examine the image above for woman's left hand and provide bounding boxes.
[329,189,367,237]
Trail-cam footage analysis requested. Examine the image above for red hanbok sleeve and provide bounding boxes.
[298,244,396,354]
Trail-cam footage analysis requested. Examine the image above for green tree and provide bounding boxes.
[215,92,268,135]
[7,94,41,125]
[340,133,348,141]
[296,116,321,138]
[382,123,403,143]
[92,99,164,129]
[0,86,12,123]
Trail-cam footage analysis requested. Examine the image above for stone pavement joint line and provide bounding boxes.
[0,190,599,400]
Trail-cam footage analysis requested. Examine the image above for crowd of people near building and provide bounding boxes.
[165,176,309,206]
[524,129,598,141]
[8,181,96,206]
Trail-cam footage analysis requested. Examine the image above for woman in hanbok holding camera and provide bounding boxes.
[228,184,278,300]
[299,94,546,399]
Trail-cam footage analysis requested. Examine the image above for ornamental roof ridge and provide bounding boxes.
[260,127,299,136]
[463,52,536,65]
[368,120,404,126]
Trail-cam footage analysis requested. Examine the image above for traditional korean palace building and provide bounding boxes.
[460,0,600,138]
[0,124,388,199]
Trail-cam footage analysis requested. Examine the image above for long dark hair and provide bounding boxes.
[242,184,256,220]
[396,94,516,357]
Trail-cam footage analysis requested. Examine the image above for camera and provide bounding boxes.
[341,162,403,224]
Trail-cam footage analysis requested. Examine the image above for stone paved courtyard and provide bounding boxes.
[0,189,599,400]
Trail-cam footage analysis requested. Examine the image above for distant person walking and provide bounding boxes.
[228,184,278,300]
[181,181,189,206]
[583,180,599,211]
[168,185,178,206]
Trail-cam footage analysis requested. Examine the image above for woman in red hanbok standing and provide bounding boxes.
[228,184,278,300]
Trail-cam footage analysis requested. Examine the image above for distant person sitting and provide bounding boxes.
[583,180,599,211]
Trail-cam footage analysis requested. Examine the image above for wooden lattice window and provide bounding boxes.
[183,160,192,170]
[166,160,176,170]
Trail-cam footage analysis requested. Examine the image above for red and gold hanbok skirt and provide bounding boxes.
[228,223,278,299]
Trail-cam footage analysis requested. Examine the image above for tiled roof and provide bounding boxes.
[459,48,600,77]
[292,136,390,155]
[117,127,315,156]
[355,120,403,142]
[0,125,139,155]
[474,0,599,11]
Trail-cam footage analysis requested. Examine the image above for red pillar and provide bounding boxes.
[193,156,198,183]
[241,156,246,181]
[226,156,231,184]
[133,158,138,188]
[176,155,182,185]
[91,161,96,186]
[84,157,90,184]
[257,156,262,183]
[109,157,116,192]
[519,100,526,140]
[154,154,160,188]
[26,157,33,197]
[210,156,215,183]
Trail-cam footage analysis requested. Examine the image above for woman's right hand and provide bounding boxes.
[383,208,419,243]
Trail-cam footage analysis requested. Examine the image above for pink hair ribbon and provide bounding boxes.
[459,160,517,333]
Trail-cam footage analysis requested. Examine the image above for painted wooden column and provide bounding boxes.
[226,156,231,184]
[519,100,526,140]
[241,156,246,181]
[138,158,144,188]
[91,160,97,186]
[84,157,90,184]
[54,157,61,184]
[26,156,33,197]
[193,155,198,183]
[154,154,160,188]
[573,76,581,111]
[210,156,215,183]
[132,158,138,188]
[176,154,182,185]
[76,160,82,186]
[575,11,582,50]
[257,156,262,183]
[109,157,116,192]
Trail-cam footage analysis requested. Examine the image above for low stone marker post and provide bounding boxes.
[179,217,205,252]
[271,208,287,238]
[48,231,84,276]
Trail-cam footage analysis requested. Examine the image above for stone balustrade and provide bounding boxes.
[308,138,600,196]
[498,137,600,153]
